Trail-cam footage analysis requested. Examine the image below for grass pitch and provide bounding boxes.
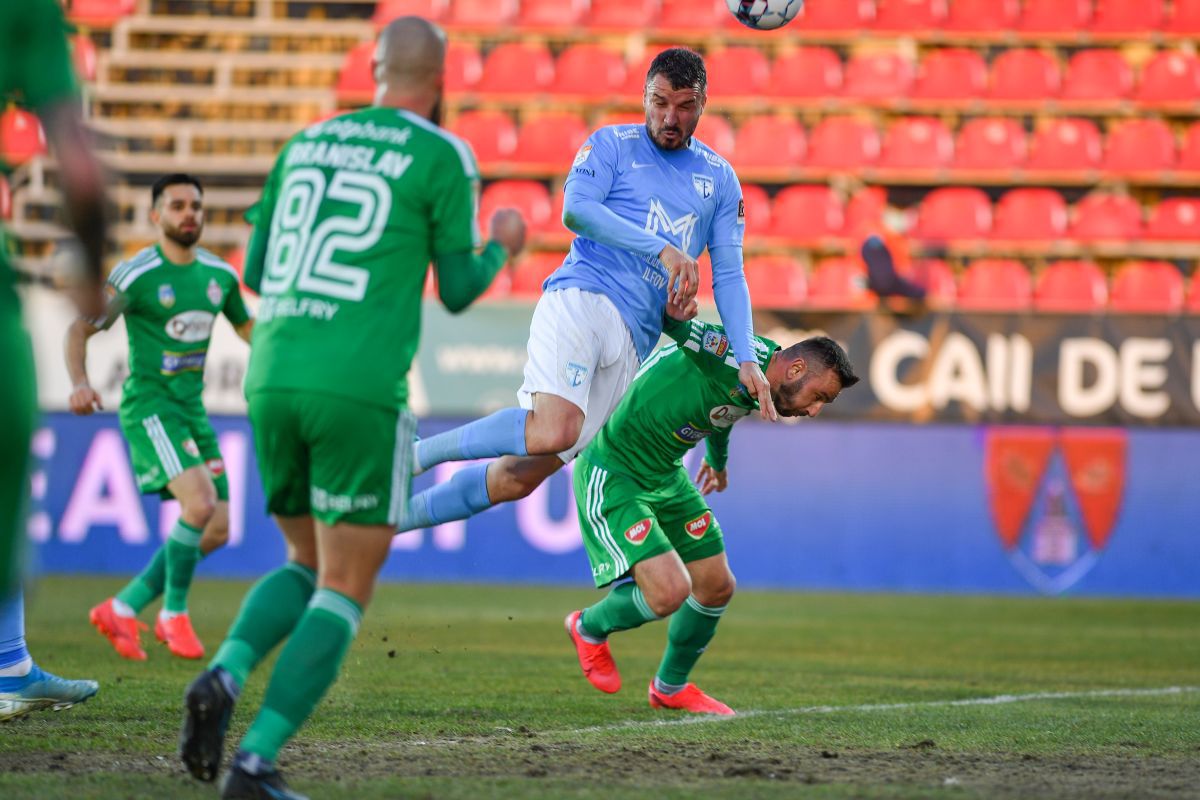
[1,577,1197,799]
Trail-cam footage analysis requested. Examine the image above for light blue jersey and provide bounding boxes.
[546,124,745,362]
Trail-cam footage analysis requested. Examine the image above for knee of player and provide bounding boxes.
[183,494,218,526]
[648,579,692,618]
[698,570,736,607]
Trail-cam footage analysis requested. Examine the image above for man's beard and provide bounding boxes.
[165,225,201,247]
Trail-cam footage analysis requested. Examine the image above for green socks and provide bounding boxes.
[114,547,168,614]
[211,562,316,689]
[240,588,362,762]
[163,519,204,613]
[579,581,661,640]
[655,596,727,687]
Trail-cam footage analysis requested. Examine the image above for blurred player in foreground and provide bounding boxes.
[0,0,109,721]
[565,305,858,715]
[179,17,524,799]
[67,174,253,662]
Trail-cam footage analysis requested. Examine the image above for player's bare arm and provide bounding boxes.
[64,317,102,415]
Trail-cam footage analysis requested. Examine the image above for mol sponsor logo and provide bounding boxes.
[624,518,652,545]
[685,512,711,539]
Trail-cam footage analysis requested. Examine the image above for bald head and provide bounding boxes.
[373,16,447,91]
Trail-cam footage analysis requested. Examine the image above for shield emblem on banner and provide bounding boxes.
[984,427,1126,594]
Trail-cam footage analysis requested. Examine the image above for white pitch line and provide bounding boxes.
[564,686,1200,736]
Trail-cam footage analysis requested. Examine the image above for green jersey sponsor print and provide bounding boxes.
[99,245,250,414]
[586,318,778,484]
[243,107,483,409]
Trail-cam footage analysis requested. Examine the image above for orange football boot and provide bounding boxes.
[155,613,205,660]
[89,598,148,661]
[648,682,735,716]
[564,610,621,694]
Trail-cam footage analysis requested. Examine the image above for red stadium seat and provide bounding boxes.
[552,45,626,97]
[914,187,992,240]
[518,0,588,29]
[807,116,881,170]
[658,0,725,31]
[1035,261,1108,312]
[0,108,47,166]
[1179,122,1200,172]
[732,117,807,172]
[449,110,517,166]
[769,185,845,242]
[900,259,957,306]
[1026,118,1103,173]
[878,117,953,171]
[510,253,564,298]
[953,118,1028,172]
[944,0,1020,32]
[372,0,448,26]
[1146,198,1200,240]
[797,0,876,30]
[72,35,98,83]
[1166,0,1200,33]
[1090,0,1164,33]
[1110,261,1185,312]
[1188,273,1200,313]
[911,48,988,102]
[445,41,483,93]
[696,114,735,156]
[707,47,772,100]
[1104,118,1176,175]
[991,188,1069,242]
[1019,0,1093,33]
[447,0,518,27]
[336,42,375,106]
[767,48,843,99]
[807,258,874,309]
[744,256,807,309]
[67,0,136,27]
[595,111,645,129]
[588,0,661,31]
[873,0,949,31]
[0,175,11,221]
[843,52,914,101]
[1137,51,1200,106]
[1070,192,1143,241]
[988,49,1062,102]
[740,183,772,238]
[845,187,888,237]
[477,43,554,96]
[1061,50,1134,103]
[512,114,589,167]
[479,181,554,234]
[957,259,1033,311]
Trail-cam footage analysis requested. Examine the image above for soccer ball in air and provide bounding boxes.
[726,0,804,30]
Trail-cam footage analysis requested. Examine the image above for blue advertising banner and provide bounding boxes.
[26,413,1200,597]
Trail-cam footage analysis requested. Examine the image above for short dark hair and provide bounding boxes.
[784,336,860,389]
[645,47,706,93]
[151,173,203,206]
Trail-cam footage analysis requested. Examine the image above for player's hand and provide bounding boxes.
[489,208,527,259]
[69,383,102,416]
[695,461,728,496]
[739,361,778,421]
[665,294,698,322]
[658,244,698,305]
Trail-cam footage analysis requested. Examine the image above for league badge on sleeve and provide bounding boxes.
[702,329,729,357]
[573,144,593,167]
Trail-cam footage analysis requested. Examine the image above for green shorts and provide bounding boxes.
[0,315,35,595]
[119,405,229,500]
[248,390,416,527]
[574,452,725,588]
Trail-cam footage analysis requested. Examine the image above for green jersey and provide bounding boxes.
[0,0,79,316]
[242,106,489,410]
[586,318,778,485]
[98,244,250,414]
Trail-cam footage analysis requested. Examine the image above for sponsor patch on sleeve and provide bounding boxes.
[572,144,593,167]
[702,329,730,357]
[737,197,745,225]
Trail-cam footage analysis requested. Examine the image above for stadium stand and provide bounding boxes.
[1109,260,1185,312]
[1035,260,1109,312]
[957,259,1034,311]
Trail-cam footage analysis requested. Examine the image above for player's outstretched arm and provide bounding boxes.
[64,317,102,415]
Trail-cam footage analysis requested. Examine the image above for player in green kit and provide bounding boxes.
[565,304,858,715]
[66,174,253,662]
[179,17,525,799]
[0,0,109,721]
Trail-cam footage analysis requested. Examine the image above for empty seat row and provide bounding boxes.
[338,41,1200,106]
[372,0,1200,36]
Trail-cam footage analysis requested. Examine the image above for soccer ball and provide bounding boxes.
[726,0,804,30]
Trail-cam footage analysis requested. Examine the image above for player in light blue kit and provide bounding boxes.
[399,48,778,531]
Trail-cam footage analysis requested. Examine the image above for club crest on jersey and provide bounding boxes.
[624,518,652,545]
[206,458,225,478]
[158,284,176,308]
[564,361,589,388]
[572,144,592,167]
[702,330,729,357]
[692,173,714,199]
[182,438,200,458]
[206,277,222,306]
[685,512,711,540]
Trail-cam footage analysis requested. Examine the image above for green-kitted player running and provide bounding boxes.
[66,174,253,662]
[565,310,859,715]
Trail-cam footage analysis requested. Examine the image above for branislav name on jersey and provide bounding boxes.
[285,140,414,180]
